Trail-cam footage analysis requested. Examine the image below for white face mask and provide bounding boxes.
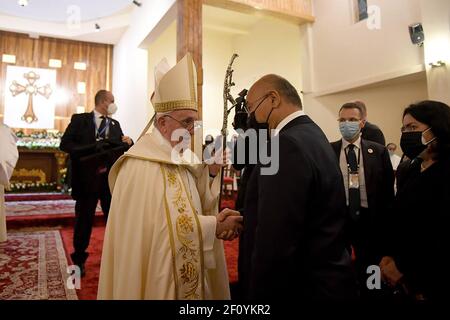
[107,103,118,115]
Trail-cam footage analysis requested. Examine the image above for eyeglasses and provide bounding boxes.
[163,115,200,130]
[337,118,361,123]
[245,94,270,114]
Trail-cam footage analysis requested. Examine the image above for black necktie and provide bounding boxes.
[347,144,361,220]
[98,116,107,139]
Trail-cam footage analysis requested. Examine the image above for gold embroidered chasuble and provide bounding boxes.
[97,128,230,299]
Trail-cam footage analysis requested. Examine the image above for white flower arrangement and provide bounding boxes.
[8,181,57,192]
[15,130,63,150]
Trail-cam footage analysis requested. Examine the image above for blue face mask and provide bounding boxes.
[339,121,361,141]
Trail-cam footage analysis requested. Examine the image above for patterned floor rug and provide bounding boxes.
[5,200,101,217]
[0,230,78,300]
[5,193,72,202]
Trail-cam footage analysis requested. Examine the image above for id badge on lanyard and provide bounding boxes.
[345,147,361,189]
[348,171,360,189]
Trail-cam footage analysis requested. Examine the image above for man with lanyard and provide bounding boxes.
[331,102,394,299]
[60,90,133,276]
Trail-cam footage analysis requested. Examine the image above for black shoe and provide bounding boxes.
[78,263,86,277]
[70,252,87,277]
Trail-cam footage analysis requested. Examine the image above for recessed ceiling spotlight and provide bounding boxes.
[132,1,142,7]
[18,0,29,7]
[95,23,101,32]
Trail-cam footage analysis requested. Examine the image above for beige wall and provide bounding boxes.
[147,21,177,104]
[113,0,176,140]
[203,10,303,138]
[305,77,429,153]
[203,28,234,138]
[299,0,432,156]
[310,0,424,92]
[231,17,303,95]
[420,0,450,105]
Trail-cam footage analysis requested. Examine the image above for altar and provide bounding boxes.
[7,131,68,192]
[10,148,67,191]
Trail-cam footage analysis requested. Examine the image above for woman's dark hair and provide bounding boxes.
[403,100,450,159]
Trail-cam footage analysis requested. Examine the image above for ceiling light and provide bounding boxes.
[132,1,142,7]
[95,23,101,32]
[18,0,29,7]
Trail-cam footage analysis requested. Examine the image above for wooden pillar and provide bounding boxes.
[177,0,203,119]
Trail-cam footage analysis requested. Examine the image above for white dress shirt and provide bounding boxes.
[274,110,306,135]
[93,109,110,138]
[390,153,402,171]
[339,136,369,208]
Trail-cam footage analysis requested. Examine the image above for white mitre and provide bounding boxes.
[152,52,198,113]
[139,53,198,139]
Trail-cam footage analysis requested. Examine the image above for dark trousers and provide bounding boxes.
[71,183,111,265]
[347,207,387,300]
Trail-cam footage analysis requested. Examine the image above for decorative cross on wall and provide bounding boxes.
[9,71,53,124]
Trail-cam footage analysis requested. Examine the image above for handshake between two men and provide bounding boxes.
[216,208,243,241]
[208,150,243,241]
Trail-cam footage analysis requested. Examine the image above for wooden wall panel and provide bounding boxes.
[177,0,203,119]
[203,0,315,24]
[0,30,113,133]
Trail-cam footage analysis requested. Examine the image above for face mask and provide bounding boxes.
[247,111,269,130]
[388,150,395,157]
[246,95,272,131]
[421,127,437,146]
[339,121,361,141]
[107,103,118,115]
[400,131,427,160]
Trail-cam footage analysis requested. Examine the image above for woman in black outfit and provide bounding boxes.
[380,100,450,301]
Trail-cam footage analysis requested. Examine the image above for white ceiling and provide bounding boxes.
[0,0,135,44]
[0,0,133,23]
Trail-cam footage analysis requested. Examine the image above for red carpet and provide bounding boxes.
[4,192,239,300]
[5,193,72,202]
[0,230,78,300]
[5,199,104,230]
[60,225,105,300]
[5,200,101,217]
[60,224,239,300]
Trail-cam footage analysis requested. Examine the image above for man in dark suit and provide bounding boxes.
[60,90,132,275]
[331,102,395,298]
[354,100,386,146]
[242,75,355,300]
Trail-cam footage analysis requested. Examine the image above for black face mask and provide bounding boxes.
[247,111,269,130]
[246,95,273,131]
[400,131,427,160]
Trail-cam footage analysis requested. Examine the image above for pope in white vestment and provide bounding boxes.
[0,123,19,242]
[98,54,240,300]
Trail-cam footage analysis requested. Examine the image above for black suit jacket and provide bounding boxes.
[247,116,355,300]
[361,121,386,146]
[330,139,395,260]
[60,112,131,197]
